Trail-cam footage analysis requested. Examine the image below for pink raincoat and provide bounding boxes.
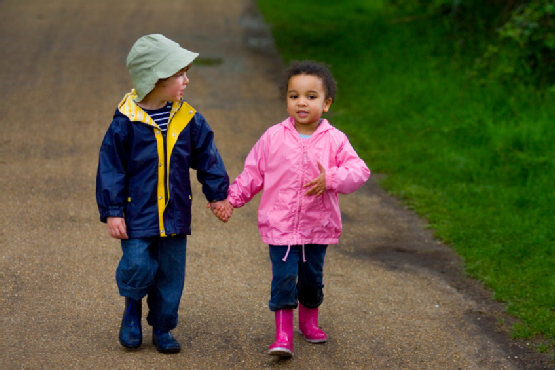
[228,117,370,246]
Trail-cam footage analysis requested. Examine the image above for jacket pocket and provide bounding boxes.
[267,189,297,233]
[124,182,138,226]
[298,194,331,232]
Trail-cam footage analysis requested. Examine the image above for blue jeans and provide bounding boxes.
[116,236,187,331]
[269,244,327,312]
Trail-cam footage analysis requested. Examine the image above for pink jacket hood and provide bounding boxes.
[228,117,370,245]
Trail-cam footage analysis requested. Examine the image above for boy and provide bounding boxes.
[96,34,232,353]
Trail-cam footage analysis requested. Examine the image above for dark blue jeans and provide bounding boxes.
[116,236,187,331]
[269,244,327,312]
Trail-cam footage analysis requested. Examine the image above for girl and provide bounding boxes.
[219,60,370,357]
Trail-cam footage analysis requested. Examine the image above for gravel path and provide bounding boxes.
[0,0,543,369]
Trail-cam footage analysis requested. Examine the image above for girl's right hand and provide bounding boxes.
[107,217,129,239]
[304,161,327,196]
[206,200,233,222]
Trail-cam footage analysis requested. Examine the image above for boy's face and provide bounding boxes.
[286,74,332,130]
[154,64,192,102]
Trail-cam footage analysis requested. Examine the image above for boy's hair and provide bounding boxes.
[279,60,337,101]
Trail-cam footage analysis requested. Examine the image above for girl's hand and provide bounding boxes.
[206,200,233,222]
[304,161,326,197]
[107,217,129,239]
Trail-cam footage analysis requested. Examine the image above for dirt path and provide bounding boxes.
[1,0,549,369]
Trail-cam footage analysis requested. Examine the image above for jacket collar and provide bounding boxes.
[281,116,333,136]
[117,89,182,129]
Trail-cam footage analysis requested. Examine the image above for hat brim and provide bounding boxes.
[155,47,199,80]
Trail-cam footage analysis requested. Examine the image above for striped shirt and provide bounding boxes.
[143,102,172,132]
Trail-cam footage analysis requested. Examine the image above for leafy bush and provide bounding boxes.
[473,1,555,87]
[387,0,555,88]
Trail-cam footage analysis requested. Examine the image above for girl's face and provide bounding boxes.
[286,74,332,133]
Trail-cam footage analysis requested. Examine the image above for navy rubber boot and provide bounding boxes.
[153,329,180,354]
[119,298,142,348]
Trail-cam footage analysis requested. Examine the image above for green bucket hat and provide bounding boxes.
[126,34,199,102]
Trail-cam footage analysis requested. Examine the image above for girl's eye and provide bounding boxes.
[289,95,298,99]
[308,95,315,99]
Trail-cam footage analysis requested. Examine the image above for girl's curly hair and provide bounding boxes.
[279,60,337,101]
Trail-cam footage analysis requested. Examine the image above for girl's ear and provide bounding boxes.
[323,98,333,112]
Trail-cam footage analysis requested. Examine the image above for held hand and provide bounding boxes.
[206,199,233,222]
[304,161,326,197]
[212,200,233,222]
[214,205,231,222]
[107,217,129,239]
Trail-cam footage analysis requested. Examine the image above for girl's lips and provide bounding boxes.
[297,111,308,118]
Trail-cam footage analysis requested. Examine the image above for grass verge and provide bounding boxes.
[258,0,555,346]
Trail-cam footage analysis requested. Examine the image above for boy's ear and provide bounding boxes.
[323,98,333,112]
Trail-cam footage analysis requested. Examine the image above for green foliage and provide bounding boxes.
[473,1,555,86]
[259,0,555,341]
[385,0,555,87]
[385,0,450,14]
[500,2,555,50]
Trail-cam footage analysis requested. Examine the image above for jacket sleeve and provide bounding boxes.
[190,113,230,202]
[325,131,370,194]
[227,132,267,208]
[96,118,129,223]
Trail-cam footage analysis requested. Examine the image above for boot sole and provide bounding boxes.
[268,347,293,357]
[152,338,181,354]
[155,347,180,354]
[119,338,142,349]
[298,329,327,343]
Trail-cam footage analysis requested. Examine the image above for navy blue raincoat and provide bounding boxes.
[96,91,229,238]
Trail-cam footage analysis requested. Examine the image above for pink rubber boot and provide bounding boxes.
[298,303,327,343]
[268,309,294,357]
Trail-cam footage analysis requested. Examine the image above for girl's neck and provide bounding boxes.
[294,120,320,135]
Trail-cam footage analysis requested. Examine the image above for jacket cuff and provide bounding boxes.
[206,192,228,203]
[325,167,337,191]
[227,195,242,209]
[99,207,124,223]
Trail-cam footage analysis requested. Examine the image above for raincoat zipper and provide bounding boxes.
[294,142,308,240]
[162,130,169,204]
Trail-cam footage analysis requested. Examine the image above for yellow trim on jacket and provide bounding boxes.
[117,90,196,237]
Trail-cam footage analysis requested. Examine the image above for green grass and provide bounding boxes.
[258,0,555,342]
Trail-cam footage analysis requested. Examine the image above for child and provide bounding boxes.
[220,60,370,357]
[96,34,232,353]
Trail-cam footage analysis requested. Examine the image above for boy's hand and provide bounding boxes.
[206,199,233,222]
[304,161,326,196]
[107,217,129,239]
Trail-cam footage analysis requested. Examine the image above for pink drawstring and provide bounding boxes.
[282,245,291,262]
[281,244,307,262]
